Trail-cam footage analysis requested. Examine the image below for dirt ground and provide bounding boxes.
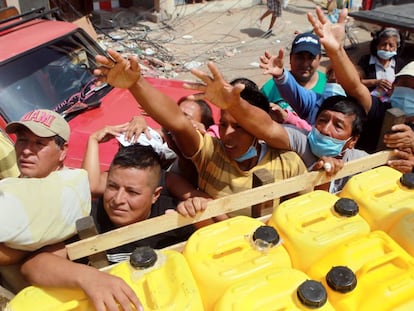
[116,0,380,87]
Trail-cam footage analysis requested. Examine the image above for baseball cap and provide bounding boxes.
[291,32,321,56]
[395,61,414,78]
[6,109,70,141]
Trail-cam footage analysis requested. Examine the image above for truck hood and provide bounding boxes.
[65,77,218,171]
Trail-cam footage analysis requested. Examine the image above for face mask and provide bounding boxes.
[235,142,258,163]
[322,83,346,100]
[377,50,397,60]
[391,87,414,116]
[308,127,348,158]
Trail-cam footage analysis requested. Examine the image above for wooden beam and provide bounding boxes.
[76,216,109,268]
[376,107,406,151]
[66,150,392,261]
[251,168,275,218]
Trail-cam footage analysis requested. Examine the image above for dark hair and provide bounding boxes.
[316,95,367,136]
[54,135,66,148]
[110,144,161,178]
[230,78,260,91]
[177,96,215,128]
[370,27,404,56]
[230,78,269,113]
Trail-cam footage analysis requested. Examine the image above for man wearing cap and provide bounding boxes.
[5,109,70,178]
[261,32,327,108]
[0,109,91,293]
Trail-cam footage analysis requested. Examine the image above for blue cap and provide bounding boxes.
[291,32,321,56]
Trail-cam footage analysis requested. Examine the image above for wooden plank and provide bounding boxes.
[0,285,14,306]
[251,168,275,218]
[66,150,392,261]
[376,107,406,151]
[76,216,109,268]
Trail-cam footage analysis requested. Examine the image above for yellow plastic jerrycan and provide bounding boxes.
[389,212,414,257]
[215,268,335,311]
[307,231,414,311]
[6,247,204,311]
[267,190,370,272]
[182,216,292,311]
[339,166,414,232]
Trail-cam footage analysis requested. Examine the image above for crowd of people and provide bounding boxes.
[1,6,414,311]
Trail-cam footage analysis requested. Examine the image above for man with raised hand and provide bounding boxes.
[93,49,307,207]
[307,7,414,171]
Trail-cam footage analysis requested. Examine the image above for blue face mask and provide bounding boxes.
[308,127,348,158]
[322,83,346,100]
[391,87,414,116]
[377,50,397,60]
[235,143,258,163]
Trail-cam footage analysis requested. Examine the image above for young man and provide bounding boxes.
[207,89,368,192]
[92,49,308,207]
[21,145,188,311]
[261,32,327,105]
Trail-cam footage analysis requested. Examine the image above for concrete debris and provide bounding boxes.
[90,8,244,80]
[184,61,203,70]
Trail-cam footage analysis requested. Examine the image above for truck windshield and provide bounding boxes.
[0,31,111,122]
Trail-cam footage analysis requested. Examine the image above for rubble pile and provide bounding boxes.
[90,8,240,80]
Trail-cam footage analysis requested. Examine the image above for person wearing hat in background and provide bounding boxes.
[5,109,70,178]
[260,48,346,126]
[261,32,327,105]
[260,32,327,131]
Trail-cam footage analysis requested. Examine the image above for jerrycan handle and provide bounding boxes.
[357,252,399,277]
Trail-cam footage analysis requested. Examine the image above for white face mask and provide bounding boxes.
[377,50,397,60]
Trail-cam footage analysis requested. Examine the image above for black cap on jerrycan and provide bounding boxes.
[334,198,359,217]
[252,226,280,247]
[130,246,158,269]
[400,173,414,189]
[297,280,328,308]
[326,266,357,293]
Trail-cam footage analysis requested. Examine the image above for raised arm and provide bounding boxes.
[82,123,129,195]
[94,50,199,158]
[185,62,290,149]
[307,7,372,113]
[260,49,320,123]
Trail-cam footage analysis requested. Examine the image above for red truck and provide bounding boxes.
[0,7,201,170]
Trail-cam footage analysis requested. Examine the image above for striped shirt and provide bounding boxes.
[191,132,307,206]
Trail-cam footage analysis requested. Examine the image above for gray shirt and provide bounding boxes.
[284,125,368,192]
